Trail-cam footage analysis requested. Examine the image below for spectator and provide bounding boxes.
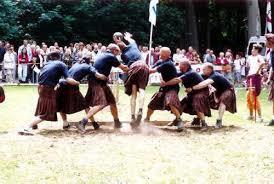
[10,46,17,81]
[18,40,32,61]
[234,53,242,87]
[18,48,30,83]
[0,41,6,81]
[186,46,194,61]
[3,46,16,83]
[204,50,216,63]
[190,50,202,64]
[215,52,228,65]
[146,48,158,67]
[173,48,184,65]
[141,46,149,61]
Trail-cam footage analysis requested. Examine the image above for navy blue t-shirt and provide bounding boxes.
[204,71,232,94]
[121,42,142,67]
[153,59,179,91]
[93,52,121,77]
[179,68,204,88]
[271,51,274,70]
[39,60,69,87]
[68,63,96,81]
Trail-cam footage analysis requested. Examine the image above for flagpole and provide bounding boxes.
[148,23,153,67]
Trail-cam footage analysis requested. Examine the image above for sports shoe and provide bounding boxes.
[267,119,274,126]
[215,119,222,129]
[256,117,263,123]
[76,119,88,133]
[18,128,34,136]
[114,119,122,129]
[191,117,201,126]
[92,121,100,130]
[201,120,208,128]
[63,124,70,130]
[32,125,38,130]
[177,118,184,132]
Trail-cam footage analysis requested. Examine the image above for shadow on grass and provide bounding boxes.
[37,120,242,138]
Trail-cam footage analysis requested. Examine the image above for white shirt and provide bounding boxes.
[3,52,16,69]
[234,59,241,71]
[246,55,265,76]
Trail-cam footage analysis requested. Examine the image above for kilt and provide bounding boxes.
[210,88,237,113]
[0,86,5,103]
[246,74,262,96]
[124,61,149,96]
[148,88,181,111]
[180,88,211,117]
[56,84,87,114]
[85,79,116,107]
[35,85,57,121]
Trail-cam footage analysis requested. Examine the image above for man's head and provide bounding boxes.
[188,46,193,52]
[142,46,148,52]
[219,52,225,58]
[82,51,92,64]
[159,47,171,61]
[202,63,214,76]
[179,58,191,72]
[113,32,124,43]
[47,51,61,61]
[176,48,181,54]
[252,44,262,56]
[23,40,28,47]
[210,50,214,55]
[107,43,120,56]
[266,33,274,48]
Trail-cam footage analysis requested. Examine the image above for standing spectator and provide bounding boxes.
[240,53,246,80]
[204,50,216,63]
[146,48,158,67]
[10,46,17,81]
[141,46,149,61]
[3,46,16,83]
[18,48,30,83]
[0,41,6,81]
[234,53,242,87]
[18,40,32,61]
[246,44,265,122]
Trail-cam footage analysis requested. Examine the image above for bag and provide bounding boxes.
[0,85,5,103]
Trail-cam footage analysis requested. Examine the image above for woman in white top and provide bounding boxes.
[3,46,16,83]
[246,44,265,122]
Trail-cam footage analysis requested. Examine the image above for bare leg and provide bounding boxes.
[86,105,104,120]
[145,108,154,121]
[110,104,119,120]
[60,113,69,127]
[218,103,226,121]
[170,105,184,130]
[85,108,95,122]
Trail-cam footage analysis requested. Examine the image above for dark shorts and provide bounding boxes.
[210,88,237,113]
[180,88,211,117]
[56,85,87,114]
[148,89,181,112]
[124,61,149,96]
[35,85,57,121]
[0,86,5,103]
[85,79,116,107]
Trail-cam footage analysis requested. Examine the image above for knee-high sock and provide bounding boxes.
[131,94,137,116]
[138,89,145,113]
[218,103,226,121]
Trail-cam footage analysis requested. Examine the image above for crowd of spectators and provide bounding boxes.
[0,39,269,87]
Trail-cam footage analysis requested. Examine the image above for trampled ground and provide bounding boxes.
[0,86,273,183]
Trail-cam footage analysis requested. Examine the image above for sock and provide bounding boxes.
[82,118,88,126]
[138,109,143,115]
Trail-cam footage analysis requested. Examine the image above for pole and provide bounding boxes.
[148,23,154,67]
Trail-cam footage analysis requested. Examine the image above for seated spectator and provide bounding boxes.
[204,50,216,63]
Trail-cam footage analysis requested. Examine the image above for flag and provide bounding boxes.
[266,0,272,33]
[149,0,159,26]
[266,0,272,61]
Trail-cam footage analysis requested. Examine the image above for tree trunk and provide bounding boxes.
[247,0,261,38]
[185,0,199,50]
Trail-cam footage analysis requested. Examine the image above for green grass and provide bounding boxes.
[0,85,273,183]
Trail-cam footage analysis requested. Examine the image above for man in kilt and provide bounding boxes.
[162,58,211,128]
[265,33,274,126]
[114,32,149,128]
[0,85,5,103]
[145,47,184,131]
[77,44,129,132]
[19,51,79,135]
[56,54,108,130]
[186,63,237,128]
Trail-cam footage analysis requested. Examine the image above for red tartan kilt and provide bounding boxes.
[56,85,87,114]
[148,89,181,111]
[124,61,149,96]
[85,79,116,107]
[0,86,5,103]
[35,85,57,121]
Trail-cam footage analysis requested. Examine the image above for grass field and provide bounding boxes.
[0,85,273,183]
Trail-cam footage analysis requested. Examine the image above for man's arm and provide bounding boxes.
[161,77,182,87]
[266,67,273,84]
[149,68,157,74]
[256,58,265,74]
[124,32,135,44]
[119,64,129,73]
[192,79,214,90]
[66,78,80,85]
